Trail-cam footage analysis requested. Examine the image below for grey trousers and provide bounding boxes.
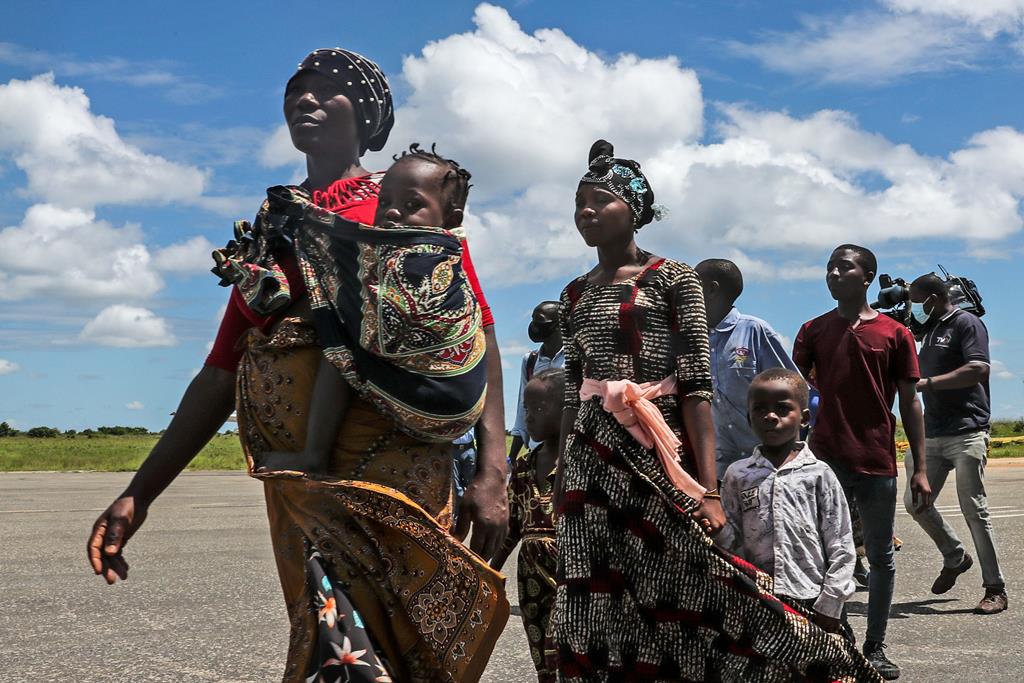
[904,430,1005,589]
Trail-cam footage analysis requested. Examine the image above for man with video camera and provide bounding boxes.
[906,274,1007,615]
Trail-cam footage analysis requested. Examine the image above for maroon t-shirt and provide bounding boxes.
[793,310,920,477]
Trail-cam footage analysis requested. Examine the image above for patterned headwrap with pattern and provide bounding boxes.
[579,139,666,229]
[289,48,395,155]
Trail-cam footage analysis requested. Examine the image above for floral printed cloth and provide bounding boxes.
[306,552,392,683]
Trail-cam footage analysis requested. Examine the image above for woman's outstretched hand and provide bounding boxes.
[88,495,148,584]
[454,467,508,562]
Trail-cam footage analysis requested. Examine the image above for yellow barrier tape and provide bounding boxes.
[895,435,1024,453]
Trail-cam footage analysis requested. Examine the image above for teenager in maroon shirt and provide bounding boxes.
[793,244,932,681]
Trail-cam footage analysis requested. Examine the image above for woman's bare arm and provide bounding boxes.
[87,365,236,584]
[681,397,726,534]
[453,327,510,561]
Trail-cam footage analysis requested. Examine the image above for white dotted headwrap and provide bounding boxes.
[290,48,395,155]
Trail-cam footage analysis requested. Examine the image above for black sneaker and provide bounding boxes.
[863,640,900,680]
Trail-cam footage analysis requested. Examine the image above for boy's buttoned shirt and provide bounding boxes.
[719,443,856,618]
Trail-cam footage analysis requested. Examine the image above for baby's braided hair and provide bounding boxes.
[392,143,473,211]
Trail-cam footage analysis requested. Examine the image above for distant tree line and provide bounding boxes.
[0,422,155,438]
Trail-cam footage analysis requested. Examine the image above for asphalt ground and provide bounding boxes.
[1,463,1022,682]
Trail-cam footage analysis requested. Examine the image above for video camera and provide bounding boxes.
[870,264,984,337]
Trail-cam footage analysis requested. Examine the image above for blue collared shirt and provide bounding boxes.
[452,430,475,446]
[709,307,800,479]
[510,346,565,447]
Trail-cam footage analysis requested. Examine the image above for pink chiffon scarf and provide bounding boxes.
[580,376,706,503]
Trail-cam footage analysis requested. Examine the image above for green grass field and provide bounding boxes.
[1,425,1022,473]
[893,421,1024,459]
[0,433,245,472]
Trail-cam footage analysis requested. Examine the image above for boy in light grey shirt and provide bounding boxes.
[719,368,856,637]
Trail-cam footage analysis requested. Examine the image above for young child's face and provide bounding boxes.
[747,379,809,448]
[523,379,562,444]
[374,159,453,228]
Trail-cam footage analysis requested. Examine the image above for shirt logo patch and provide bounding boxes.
[732,346,752,368]
[740,486,760,511]
[934,333,952,347]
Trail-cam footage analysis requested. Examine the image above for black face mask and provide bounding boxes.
[528,320,556,343]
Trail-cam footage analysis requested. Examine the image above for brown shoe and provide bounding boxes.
[976,589,1008,615]
[931,554,973,594]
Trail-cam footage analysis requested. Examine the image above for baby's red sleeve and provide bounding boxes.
[460,238,494,328]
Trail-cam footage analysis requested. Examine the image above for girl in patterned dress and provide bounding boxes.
[491,368,564,682]
[552,140,880,682]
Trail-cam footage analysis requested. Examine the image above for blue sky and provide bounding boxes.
[1,0,1023,431]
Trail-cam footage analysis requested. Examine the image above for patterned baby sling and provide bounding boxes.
[211,185,487,442]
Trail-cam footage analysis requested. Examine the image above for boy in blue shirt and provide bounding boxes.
[696,259,801,480]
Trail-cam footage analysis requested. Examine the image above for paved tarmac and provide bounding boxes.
[1,463,1022,682]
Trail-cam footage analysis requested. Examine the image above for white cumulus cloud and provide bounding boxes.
[260,124,305,168]
[0,359,20,375]
[360,3,706,284]
[372,5,1024,287]
[367,3,704,202]
[79,305,177,348]
[643,108,1024,252]
[153,235,217,274]
[0,74,208,209]
[0,74,244,320]
[125,400,145,410]
[730,1,1024,84]
[991,359,1016,380]
[0,204,164,301]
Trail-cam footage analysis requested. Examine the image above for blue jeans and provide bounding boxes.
[451,442,477,521]
[829,462,897,644]
[904,430,1004,589]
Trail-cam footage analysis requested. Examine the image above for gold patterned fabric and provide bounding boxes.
[498,447,558,682]
[235,318,509,682]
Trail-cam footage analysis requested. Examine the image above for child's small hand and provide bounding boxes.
[254,451,293,473]
[811,611,841,633]
[254,450,323,475]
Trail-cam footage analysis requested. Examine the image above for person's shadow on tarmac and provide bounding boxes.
[846,598,976,618]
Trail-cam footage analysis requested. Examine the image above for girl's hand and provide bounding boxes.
[691,497,726,536]
[812,611,842,634]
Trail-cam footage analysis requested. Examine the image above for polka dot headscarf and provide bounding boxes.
[289,48,395,155]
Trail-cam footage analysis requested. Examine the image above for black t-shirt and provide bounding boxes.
[918,309,990,437]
